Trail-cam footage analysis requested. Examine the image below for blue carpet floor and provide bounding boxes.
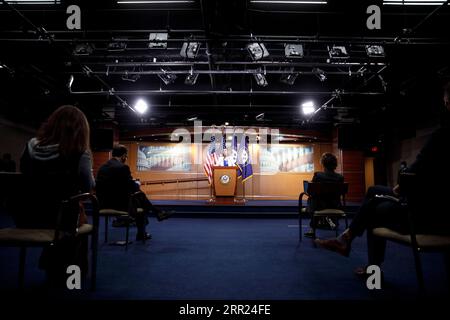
[0,215,449,300]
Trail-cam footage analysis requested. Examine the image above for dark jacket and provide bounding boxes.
[95,158,139,211]
[308,170,345,212]
[405,125,450,232]
[18,138,94,228]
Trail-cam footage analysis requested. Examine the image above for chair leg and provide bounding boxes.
[345,216,349,229]
[312,216,317,241]
[412,247,426,296]
[125,222,130,251]
[335,218,339,237]
[104,216,109,243]
[18,247,26,289]
[444,251,450,292]
[298,213,302,242]
[90,233,98,291]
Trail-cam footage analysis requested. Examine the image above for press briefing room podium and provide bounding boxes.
[212,166,239,204]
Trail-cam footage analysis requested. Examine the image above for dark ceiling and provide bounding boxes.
[0,0,449,140]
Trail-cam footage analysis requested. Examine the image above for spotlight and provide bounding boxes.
[107,38,127,52]
[254,73,268,87]
[247,42,269,61]
[280,68,298,85]
[284,44,304,58]
[366,45,385,58]
[73,43,94,56]
[302,101,315,115]
[185,73,199,85]
[328,45,349,59]
[187,116,198,121]
[148,33,168,48]
[312,68,327,82]
[134,99,148,114]
[158,68,177,85]
[180,42,201,59]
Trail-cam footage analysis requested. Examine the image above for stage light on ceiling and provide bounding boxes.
[67,75,74,89]
[122,70,140,82]
[366,45,385,58]
[301,101,316,115]
[280,68,298,85]
[134,99,149,114]
[158,68,177,85]
[107,38,128,52]
[254,73,268,87]
[328,45,349,59]
[247,42,269,61]
[312,68,327,82]
[180,42,201,59]
[285,44,304,58]
[185,72,199,85]
[73,43,94,56]
[187,116,198,121]
[148,33,168,48]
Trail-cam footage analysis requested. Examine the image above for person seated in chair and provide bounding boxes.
[19,105,95,286]
[315,82,450,276]
[304,152,344,237]
[95,144,172,241]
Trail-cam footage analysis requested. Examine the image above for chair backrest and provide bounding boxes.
[304,181,348,197]
[303,181,348,209]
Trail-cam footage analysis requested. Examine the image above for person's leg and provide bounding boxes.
[315,196,401,257]
[348,185,395,238]
[131,193,151,239]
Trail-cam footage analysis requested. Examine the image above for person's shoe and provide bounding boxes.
[136,232,152,241]
[156,210,175,222]
[314,238,351,257]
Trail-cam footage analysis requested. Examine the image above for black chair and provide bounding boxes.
[99,191,147,250]
[371,172,450,295]
[299,181,349,241]
[0,172,99,290]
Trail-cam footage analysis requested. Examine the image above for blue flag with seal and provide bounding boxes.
[238,135,253,183]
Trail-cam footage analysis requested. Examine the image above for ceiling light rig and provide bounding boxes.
[312,68,327,82]
[73,43,94,56]
[134,99,149,115]
[107,38,128,52]
[328,45,349,59]
[148,33,168,48]
[280,68,298,85]
[366,45,385,58]
[254,73,268,87]
[284,44,304,58]
[180,41,201,59]
[247,42,269,61]
[158,68,177,85]
[185,72,199,85]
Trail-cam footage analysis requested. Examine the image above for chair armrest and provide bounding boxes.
[374,194,400,203]
[299,192,309,215]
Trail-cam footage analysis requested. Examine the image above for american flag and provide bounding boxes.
[203,135,217,184]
